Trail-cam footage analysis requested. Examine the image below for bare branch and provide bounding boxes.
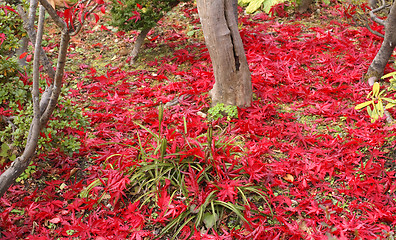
[352,12,384,38]
[369,12,386,26]
[40,31,70,125]
[38,0,67,31]
[369,0,388,25]
[17,4,55,116]
[26,4,45,151]
[0,5,47,198]
[70,2,99,36]
[17,5,56,80]
[372,0,388,13]
[365,23,385,37]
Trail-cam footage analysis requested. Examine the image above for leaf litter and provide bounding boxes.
[1,2,396,239]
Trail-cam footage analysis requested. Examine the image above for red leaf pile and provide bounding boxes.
[1,4,396,239]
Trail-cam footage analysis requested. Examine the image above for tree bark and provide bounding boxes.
[0,4,47,198]
[297,0,312,14]
[197,0,252,107]
[366,3,396,82]
[0,0,72,198]
[129,28,150,65]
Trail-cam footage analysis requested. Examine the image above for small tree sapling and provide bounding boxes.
[109,0,191,64]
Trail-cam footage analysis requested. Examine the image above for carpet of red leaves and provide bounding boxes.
[1,3,396,240]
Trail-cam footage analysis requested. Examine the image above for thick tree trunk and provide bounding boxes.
[366,3,396,83]
[197,0,252,107]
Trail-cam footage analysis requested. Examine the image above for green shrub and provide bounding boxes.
[0,2,24,57]
[110,0,190,32]
[0,3,88,156]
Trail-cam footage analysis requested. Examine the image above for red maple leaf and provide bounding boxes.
[215,179,243,203]
[127,11,141,23]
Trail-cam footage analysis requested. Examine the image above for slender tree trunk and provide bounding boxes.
[0,0,74,198]
[0,4,47,198]
[297,0,312,13]
[366,3,396,82]
[197,0,252,107]
[129,28,150,64]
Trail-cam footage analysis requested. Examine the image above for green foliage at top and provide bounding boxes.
[0,3,24,57]
[110,0,190,32]
[238,0,287,13]
[0,2,25,81]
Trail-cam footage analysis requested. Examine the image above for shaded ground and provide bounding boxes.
[1,2,396,239]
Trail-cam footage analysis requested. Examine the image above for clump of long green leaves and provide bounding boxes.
[81,105,273,238]
[130,105,271,238]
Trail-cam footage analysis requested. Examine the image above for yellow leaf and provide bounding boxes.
[376,101,384,117]
[355,101,372,110]
[367,106,372,116]
[372,82,380,97]
[385,102,396,109]
[246,0,266,13]
[238,0,252,4]
[382,71,396,79]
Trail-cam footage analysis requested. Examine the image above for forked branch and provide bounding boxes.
[0,0,100,198]
[369,0,387,26]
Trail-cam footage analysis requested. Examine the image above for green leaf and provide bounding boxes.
[159,211,190,238]
[214,200,250,226]
[0,142,9,157]
[355,101,373,110]
[134,121,159,139]
[203,212,218,229]
[186,31,195,37]
[80,178,106,199]
[246,0,266,13]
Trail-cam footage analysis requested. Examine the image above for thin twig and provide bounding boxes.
[70,2,99,36]
[372,0,388,13]
[369,0,388,25]
[365,23,385,37]
[352,12,384,38]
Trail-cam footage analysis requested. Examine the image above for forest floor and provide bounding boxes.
[1,1,396,239]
